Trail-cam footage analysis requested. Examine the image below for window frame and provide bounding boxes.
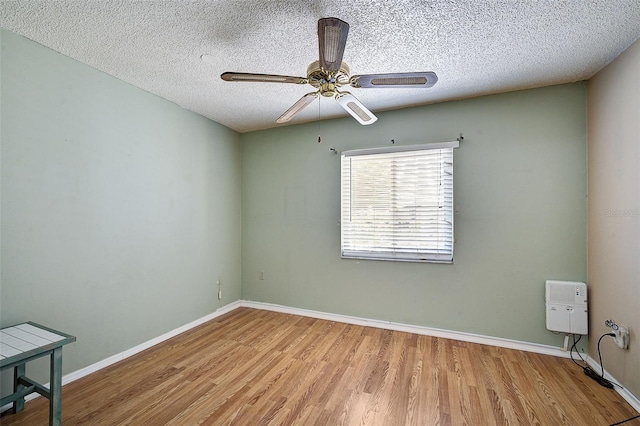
[340,141,458,263]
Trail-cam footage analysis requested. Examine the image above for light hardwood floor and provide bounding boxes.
[1,307,638,425]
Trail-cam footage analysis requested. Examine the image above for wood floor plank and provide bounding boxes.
[2,307,638,426]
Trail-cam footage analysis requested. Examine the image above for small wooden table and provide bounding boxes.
[0,322,76,426]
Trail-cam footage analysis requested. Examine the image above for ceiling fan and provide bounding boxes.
[221,17,438,126]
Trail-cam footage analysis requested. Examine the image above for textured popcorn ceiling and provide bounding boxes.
[1,1,639,133]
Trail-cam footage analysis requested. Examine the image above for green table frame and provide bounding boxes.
[1,322,75,426]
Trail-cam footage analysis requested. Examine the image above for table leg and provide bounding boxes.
[13,363,26,413]
[49,347,63,426]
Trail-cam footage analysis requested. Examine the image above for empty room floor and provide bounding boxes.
[1,307,638,425]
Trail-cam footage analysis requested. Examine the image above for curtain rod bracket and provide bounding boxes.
[329,147,338,155]
[457,133,464,142]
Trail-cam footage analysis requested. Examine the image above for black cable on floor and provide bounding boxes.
[570,333,619,389]
[609,413,640,425]
[569,335,636,425]
[586,333,616,388]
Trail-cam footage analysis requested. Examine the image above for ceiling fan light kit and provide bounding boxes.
[221,17,438,126]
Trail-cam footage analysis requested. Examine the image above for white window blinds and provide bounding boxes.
[341,141,458,263]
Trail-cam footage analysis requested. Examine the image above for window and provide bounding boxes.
[341,141,458,263]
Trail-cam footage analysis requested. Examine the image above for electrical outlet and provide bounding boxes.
[605,319,629,349]
[614,326,629,349]
[259,270,264,280]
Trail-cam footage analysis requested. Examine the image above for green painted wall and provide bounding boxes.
[0,30,242,394]
[1,26,589,401]
[241,83,587,347]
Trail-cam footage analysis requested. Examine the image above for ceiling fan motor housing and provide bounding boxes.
[307,60,350,97]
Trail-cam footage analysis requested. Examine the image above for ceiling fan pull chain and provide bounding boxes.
[318,97,322,143]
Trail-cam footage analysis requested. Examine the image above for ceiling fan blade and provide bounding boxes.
[276,92,318,123]
[221,72,307,84]
[318,17,349,72]
[350,72,438,88]
[335,91,377,125]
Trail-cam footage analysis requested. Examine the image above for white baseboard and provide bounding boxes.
[4,299,637,416]
[63,300,243,384]
[239,300,571,358]
[240,301,640,412]
[0,300,243,413]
